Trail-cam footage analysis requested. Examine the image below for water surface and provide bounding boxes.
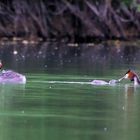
[0,41,140,140]
[0,73,139,140]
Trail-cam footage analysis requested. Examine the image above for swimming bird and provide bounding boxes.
[0,60,26,84]
[122,70,140,86]
[91,69,140,86]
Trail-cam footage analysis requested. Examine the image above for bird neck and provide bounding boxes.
[134,76,140,86]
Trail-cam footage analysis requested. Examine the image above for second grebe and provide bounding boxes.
[122,70,140,86]
[0,60,26,84]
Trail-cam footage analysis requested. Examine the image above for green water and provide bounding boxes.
[0,73,140,140]
[1,41,140,140]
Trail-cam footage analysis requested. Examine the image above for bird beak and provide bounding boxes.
[117,75,128,82]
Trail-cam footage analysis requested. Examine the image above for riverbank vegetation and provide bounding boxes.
[0,0,140,42]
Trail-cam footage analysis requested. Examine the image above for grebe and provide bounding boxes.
[122,70,140,86]
[0,61,26,84]
[91,72,127,86]
[91,69,140,86]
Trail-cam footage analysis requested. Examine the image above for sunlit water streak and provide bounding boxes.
[31,80,91,84]
[29,79,137,88]
[0,112,114,121]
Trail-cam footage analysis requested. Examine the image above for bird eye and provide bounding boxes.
[124,74,129,78]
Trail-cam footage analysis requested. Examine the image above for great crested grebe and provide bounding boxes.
[0,60,26,84]
[122,70,140,86]
[91,69,140,86]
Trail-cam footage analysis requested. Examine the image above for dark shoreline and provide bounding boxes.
[0,0,139,42]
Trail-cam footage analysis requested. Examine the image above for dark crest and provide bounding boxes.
[125,69,131,74]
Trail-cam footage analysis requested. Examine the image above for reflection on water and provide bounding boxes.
[117,84,140,140]
[0,41,140,140]
[0,40,140,75]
